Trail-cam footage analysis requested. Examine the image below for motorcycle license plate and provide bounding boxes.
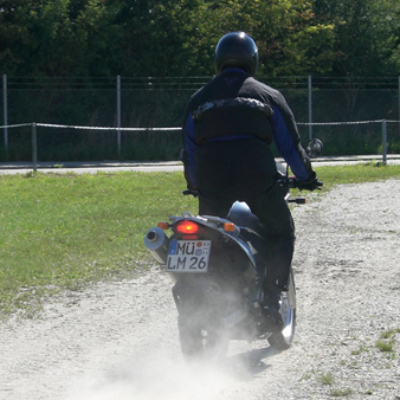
[166,240,211,273]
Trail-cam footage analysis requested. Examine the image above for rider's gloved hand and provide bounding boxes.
[296,176,323,191]
[183,185,199,197]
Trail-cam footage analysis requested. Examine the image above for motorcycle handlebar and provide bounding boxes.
[278,175,323,191]
[277,176,301,189]
[182,176,322,197]
[183,189,198,197]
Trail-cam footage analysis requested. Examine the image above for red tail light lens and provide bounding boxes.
[175,221,206,235]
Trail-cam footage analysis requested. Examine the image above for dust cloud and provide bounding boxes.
[64,347,247,400]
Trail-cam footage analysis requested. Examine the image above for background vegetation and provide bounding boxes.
[1,1,400,162]
[1,0,400,78]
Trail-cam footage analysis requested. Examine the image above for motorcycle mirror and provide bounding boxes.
[306,138,323,158]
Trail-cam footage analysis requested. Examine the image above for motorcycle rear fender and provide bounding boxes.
[172,275,224,314]
[172,273,249,328]
[168,212,258,271]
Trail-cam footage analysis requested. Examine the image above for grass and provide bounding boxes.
[330,387,353,397]
[375,340,395,352]
[375,328,399,353]
[1,163,400,316]
[380,329,396,339]
[293,161,400,194]
[0,171,198,315]
[317,372,335,386]
[351,346,369,355]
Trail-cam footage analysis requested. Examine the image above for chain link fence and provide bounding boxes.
[1,76,400,163]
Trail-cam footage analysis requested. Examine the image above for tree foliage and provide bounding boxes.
[0,0,399,77]
[314,0,400,76]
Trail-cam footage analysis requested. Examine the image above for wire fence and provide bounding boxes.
[1,75,400,164]
[0,120,398,172]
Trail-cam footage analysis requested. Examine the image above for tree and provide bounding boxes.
[314,0,400,76]
[1,0,398,78]
[117,0,335,77]
[0,0,32,74]
[249,0,335,76]
[0,0,123,76]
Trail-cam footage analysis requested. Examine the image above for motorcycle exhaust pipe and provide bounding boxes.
[144,227,170,264]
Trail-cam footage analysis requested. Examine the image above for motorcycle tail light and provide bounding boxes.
[174,220,206,236]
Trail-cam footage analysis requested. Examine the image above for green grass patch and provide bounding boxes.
[375,340,395,352]
[351,346,369,356]
[0,171,197,315]
[380,329,396,339]
[330,387,353,397]
[1,163,400,317]
[296,162,400,193]
[317,372,335,386]
[375,328,399,353]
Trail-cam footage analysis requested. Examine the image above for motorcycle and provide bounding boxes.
[144,139,323,359]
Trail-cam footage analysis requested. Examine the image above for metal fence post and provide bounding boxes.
[117,75,121,158]
[32,122,37,172]
[2,74,8,158]
[382,119,387,166]
[308,75,312,140]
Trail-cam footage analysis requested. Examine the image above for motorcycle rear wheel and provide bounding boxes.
[178,313,228,361]
[268,270,296,350]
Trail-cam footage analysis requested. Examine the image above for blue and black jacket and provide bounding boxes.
[182,68,315,187]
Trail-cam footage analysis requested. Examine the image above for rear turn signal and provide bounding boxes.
[223,222,236,232]
[157,222,170,230]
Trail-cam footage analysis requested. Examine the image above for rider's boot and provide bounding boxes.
[261,281,284,332]
[260,236,294,332]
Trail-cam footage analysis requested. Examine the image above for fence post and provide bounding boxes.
[308,75,312,140]
[382,119,387,166]
[117,75,121,159]
[2,74,7,158]
[32,122,37,172]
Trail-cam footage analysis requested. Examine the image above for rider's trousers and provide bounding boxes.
[194,137,295,290]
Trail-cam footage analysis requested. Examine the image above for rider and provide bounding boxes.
[181,32,321,331]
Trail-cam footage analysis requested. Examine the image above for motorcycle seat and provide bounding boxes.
[226,201,266,238]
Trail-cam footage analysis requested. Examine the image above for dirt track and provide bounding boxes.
[1,180,400,400]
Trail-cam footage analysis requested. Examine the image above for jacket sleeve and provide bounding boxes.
[270,94,315,181]
[182,111,199,187]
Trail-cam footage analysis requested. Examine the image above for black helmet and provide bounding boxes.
[214,32,259,76]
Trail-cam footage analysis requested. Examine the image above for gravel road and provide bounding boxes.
[1,179,399,400]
